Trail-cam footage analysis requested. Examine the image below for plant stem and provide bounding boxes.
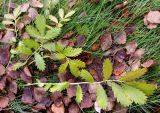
[24,79,124,87]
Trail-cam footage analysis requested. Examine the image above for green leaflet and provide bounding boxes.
[69,60,86,68]
[43,83,52,91]
[119,68,148,81]
[55,43,64,52]
[108,82,132,107]
[126,81,157,96]
[43,43,56,52]
[44,27,61,39]
[34,53,46,71]
[75,85,83,103]
[103,59,113,80]
[26,25,41,38]
[122,84,147,105]
[35,15,46,36]
[69,61,81,77]
[80,69,94,82]
[54,53,66,60]
[96,84,108,109]
[63,47,82,57]
[23,39,40,49]
[58,61,69,74]
[16,42,32,55]
[49,82,69,92]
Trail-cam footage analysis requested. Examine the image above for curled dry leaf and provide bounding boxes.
[113,31,126,44]
[20,70,32,83]
[0,64,5,76]
[0,45,10,65]
[21,15,32,25]
[21,87,34,104]
[8,80,17,94]
[125,41,137,55]
[0,96,9,108]
[113,62,127,76]
[131,60,141,71]
[100,32,112,51]
[91,43,100,52]
[51,104,65,113]
[0,77,6,90]
[80,93,93,109]
[28,8,38,21]
[67,85,76,98]
[7,92,16,101]
[29,0,43,8]
[33,87,46,102]
[62,96,71,106]
[1,31,15,43]
[144,11,160,29]
[63,31,74,39]
[75,35,85,46]
[68,102,80,113]
[141,59,156,68]
[20,3,30,12]
[32,103,46,112]
[133,48,145,59]
[124,24,136,35]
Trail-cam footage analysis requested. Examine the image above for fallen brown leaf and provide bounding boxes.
[21,87,34,104]
[100,32,112,51]
[68,102,80,113]
[0,96,9,108]
[0,64,5,76]
[29,0,43,8]
[51,104,64,113]
[141,59,156,68]
[113,31,126,44]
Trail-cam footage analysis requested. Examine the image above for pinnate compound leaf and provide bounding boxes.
[26,25,41,38]
[43,83,52,91]
[49,15,58,24]
[44,27,61,39]
[96,84,108,109]
[35,15,46,35]
[108,82,132,107]
[75,85,83,103]
[13,6,21,18]
[49,82,69,92]
[34,53,46,71]
[58,61,69,74]
[80,69,94,82]
[126,81,157,96]
[103,59,113,80]
[122,84,147,105]
[23,39,40,49]
[63,47,82,57]
[119,68,148,81]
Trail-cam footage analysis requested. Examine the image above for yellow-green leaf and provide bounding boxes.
[49,82,69,92]
[23,39,40,49]
[2,20,14,25]
[119,68,148,81]
[80,69,94,82]
[103,59,113,80]
[75,85,83,103]
[58,9,64,19]
[126,81,157,96]
[122,84,147,105]
[4,14,15,20]
[34,53,46,71]
[35,15,46,36]
[58,61,69,74]
[13,6,21,18]
[96,84,108,109]
[65,10,75,18]
[49,15,58,24]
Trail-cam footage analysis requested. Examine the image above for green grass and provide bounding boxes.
[1,0,160,112]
